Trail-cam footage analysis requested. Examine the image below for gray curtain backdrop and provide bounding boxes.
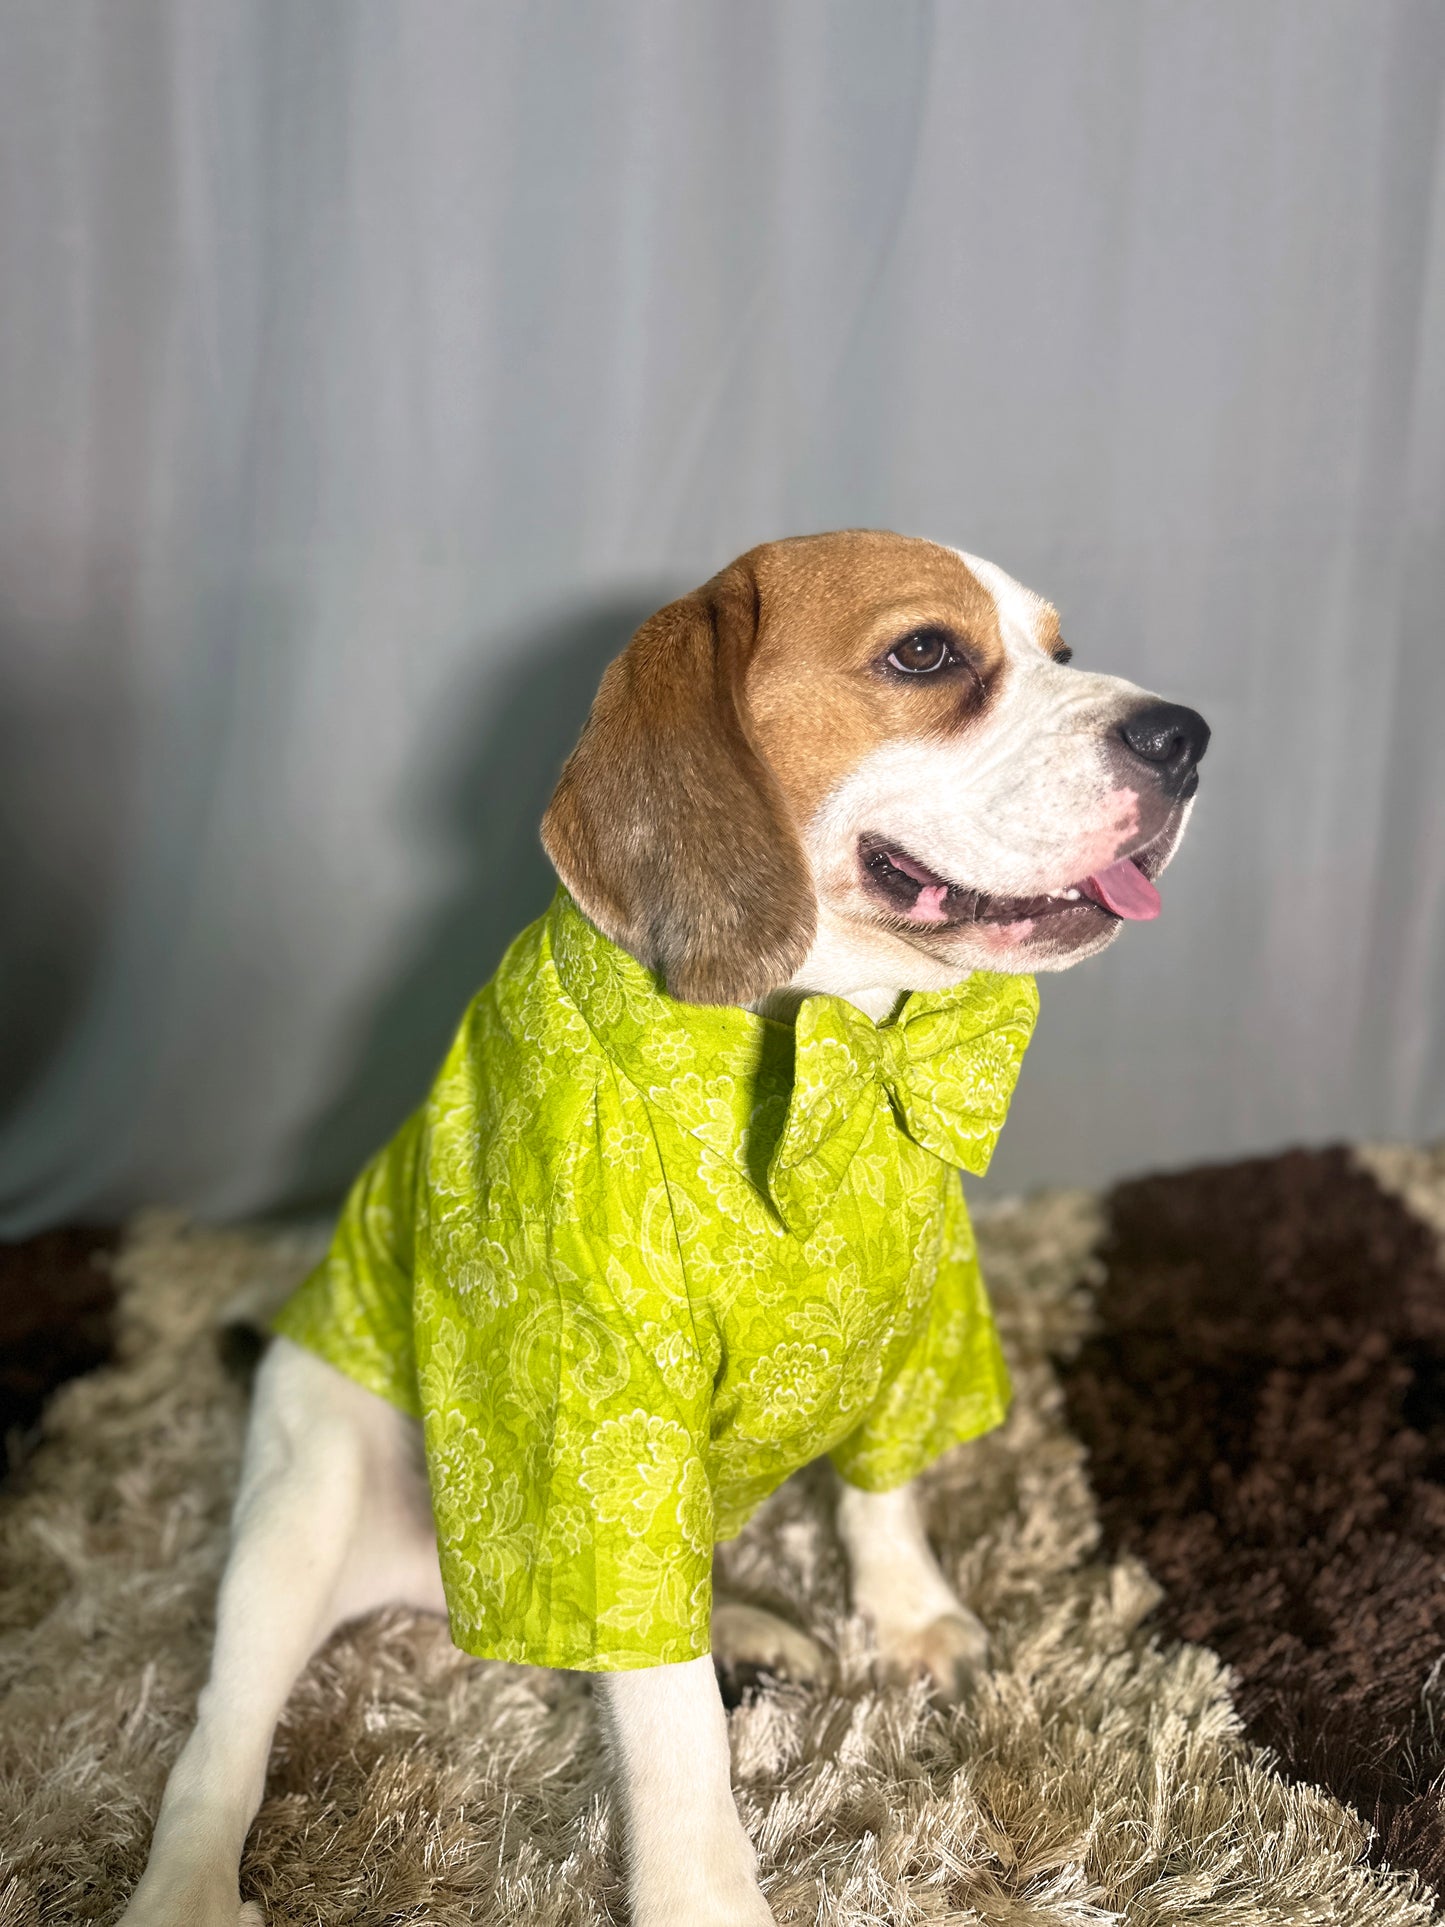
[1,0,1442,1232]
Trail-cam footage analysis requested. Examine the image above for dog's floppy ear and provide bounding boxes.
[541,558,816,1005]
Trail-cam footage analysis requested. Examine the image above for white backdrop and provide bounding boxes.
[1,0,1443,1231]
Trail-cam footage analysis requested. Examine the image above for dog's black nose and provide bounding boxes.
[1119,701,1210,799]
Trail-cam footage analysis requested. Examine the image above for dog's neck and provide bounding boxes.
[750,905,976,1025]
[614,905,975,1026]
[750,982,900,1024]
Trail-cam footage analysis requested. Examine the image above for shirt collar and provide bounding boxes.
[544,886,1037,1231]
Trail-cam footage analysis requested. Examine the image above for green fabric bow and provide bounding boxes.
[766,974,1039,1235]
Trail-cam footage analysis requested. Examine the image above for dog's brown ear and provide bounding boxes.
[542,559,816,1005]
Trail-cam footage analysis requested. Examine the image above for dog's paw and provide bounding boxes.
[115,1870,257,1927]
[631,1870,776,1927]
[711,1600,827,1706]
[115,1902,255,1927]
[871,1605,990,1701]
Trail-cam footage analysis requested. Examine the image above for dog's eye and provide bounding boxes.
[886,629,957,675]
[1055,644,1074,665]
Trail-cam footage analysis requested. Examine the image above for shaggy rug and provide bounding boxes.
[1,1154,1442,1925]
[1062,1143,1445,1897]
[0,1227,116,1450]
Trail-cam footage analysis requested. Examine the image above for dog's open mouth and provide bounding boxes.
[859,834,1163,928]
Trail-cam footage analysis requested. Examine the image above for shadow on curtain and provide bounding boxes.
[280,593,659,1210]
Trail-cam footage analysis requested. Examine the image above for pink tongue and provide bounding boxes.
[1081,857,1161,921]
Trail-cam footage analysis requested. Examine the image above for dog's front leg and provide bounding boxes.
[595,1655,774,1927]
[836,1479,989,1700]
[119,1341,441,1927]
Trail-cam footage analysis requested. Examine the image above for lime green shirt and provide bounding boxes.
[273,888,1037,1671]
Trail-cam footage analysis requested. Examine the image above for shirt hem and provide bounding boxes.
[831,1390,1010,1494]
[444,1626,712,1673]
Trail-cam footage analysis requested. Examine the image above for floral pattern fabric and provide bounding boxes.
[272,887,1038,1671]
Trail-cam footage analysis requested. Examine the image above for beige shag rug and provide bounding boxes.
[0,1191,1435,1925]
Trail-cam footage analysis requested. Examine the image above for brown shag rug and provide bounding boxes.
[1062,1143,1445,1897]
[2,1155,1443,1925]
[0,1227,116,1453]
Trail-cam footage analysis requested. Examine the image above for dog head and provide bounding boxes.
[543,530,1208,1006]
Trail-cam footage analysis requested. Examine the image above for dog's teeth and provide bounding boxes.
[1062,887,1080,900]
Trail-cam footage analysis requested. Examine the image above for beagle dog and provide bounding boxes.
[119,531,1207,1927]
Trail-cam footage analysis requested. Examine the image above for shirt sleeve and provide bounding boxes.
[270,1107,424,1418]
[416,1039,718,1672]
[829,1176,1011,1491]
